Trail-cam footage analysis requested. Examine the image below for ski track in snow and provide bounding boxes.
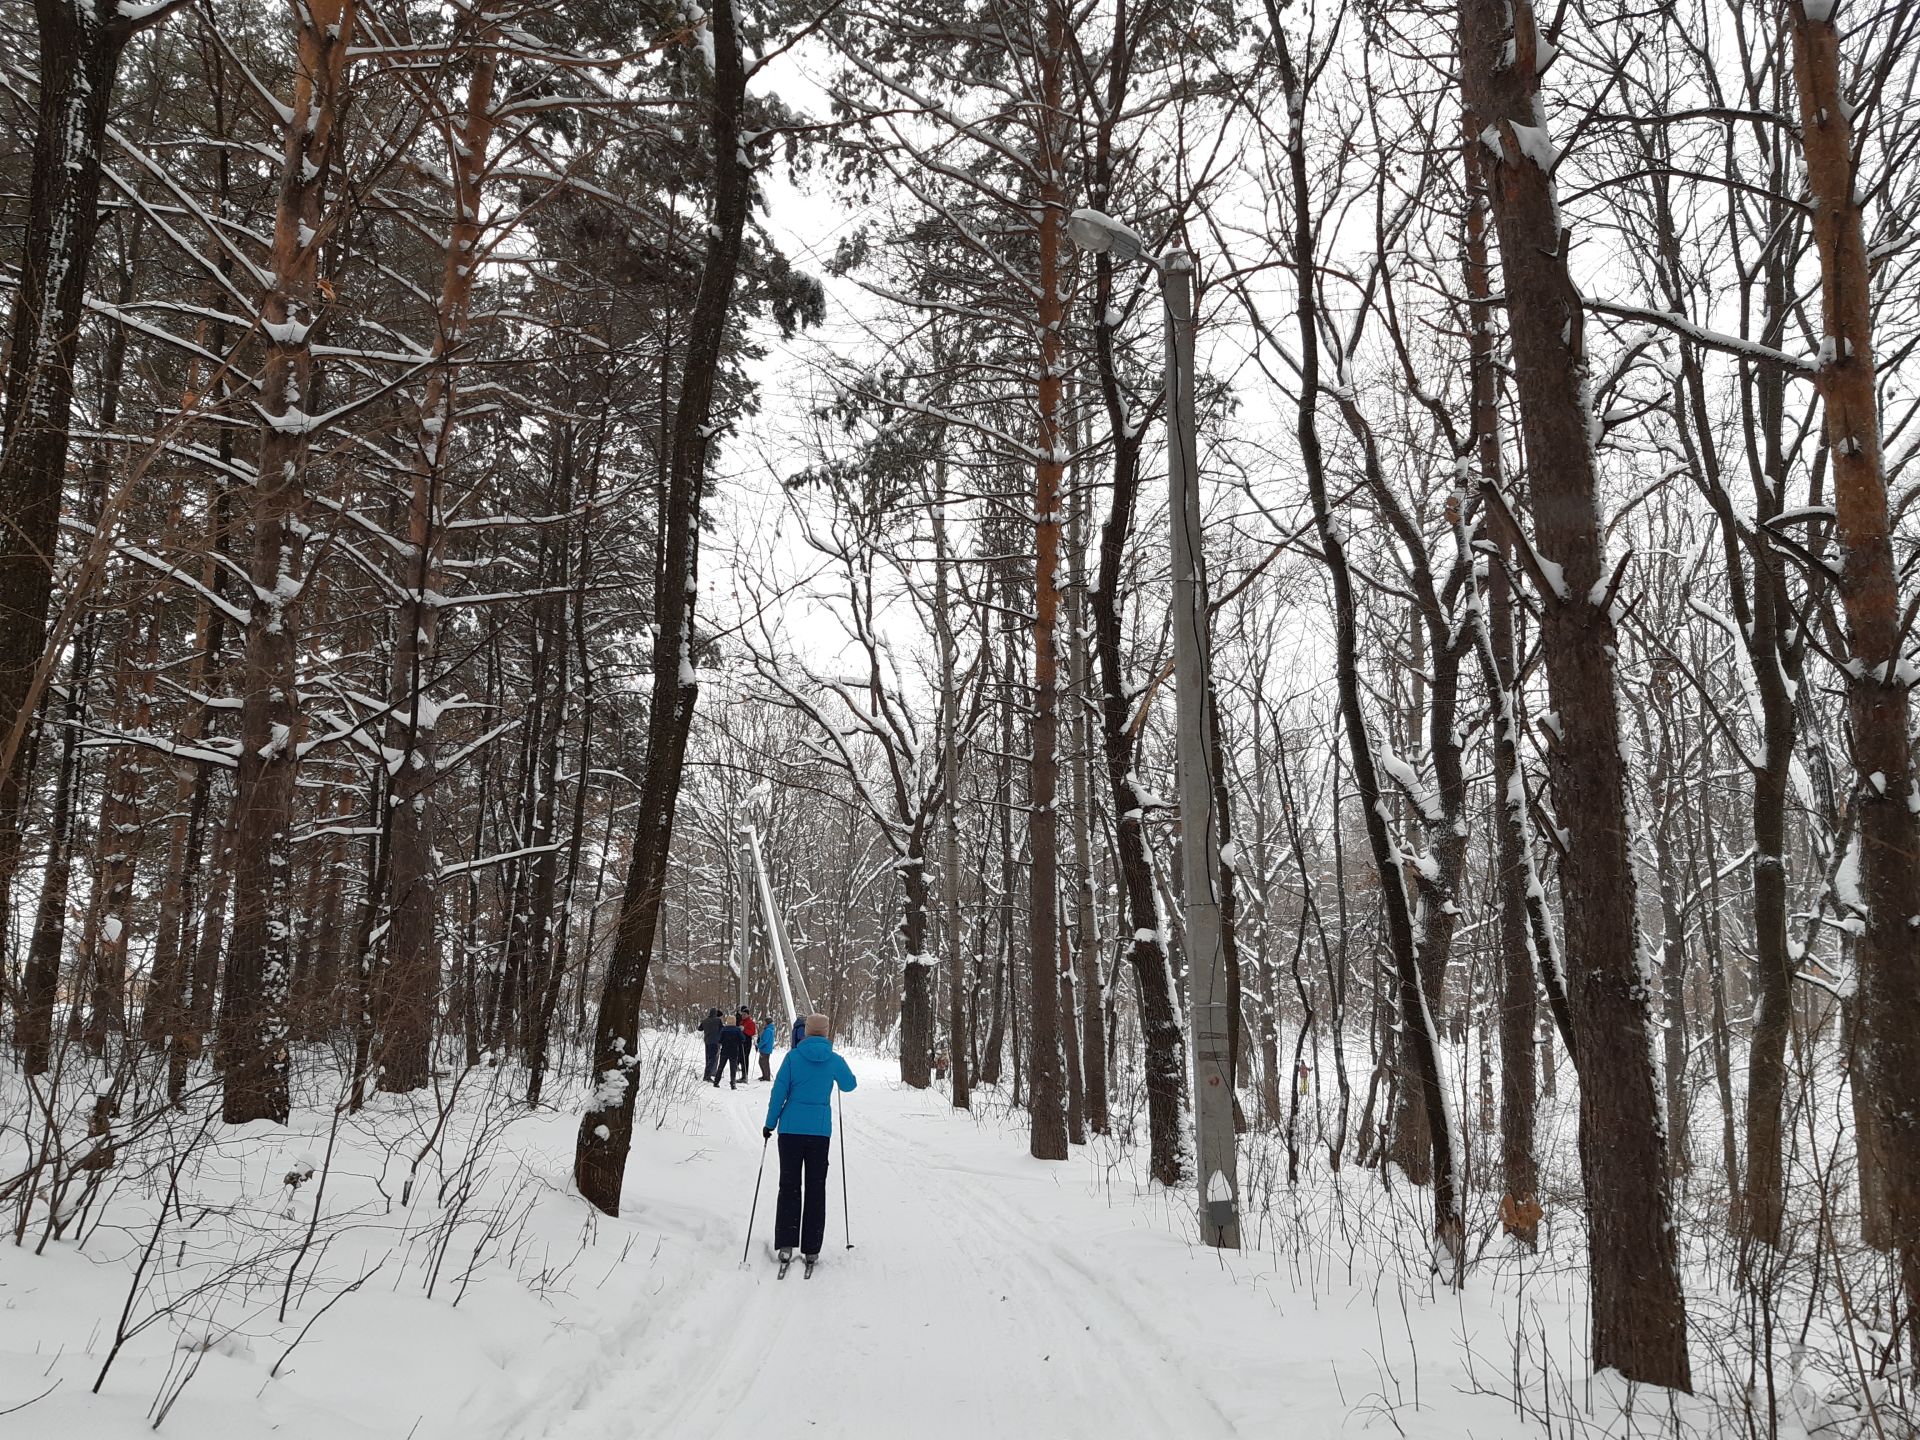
[540,1054,1236,1440]
[533,1048,1475,1440]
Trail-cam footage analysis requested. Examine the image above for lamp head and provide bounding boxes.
[1066,206,1147,264]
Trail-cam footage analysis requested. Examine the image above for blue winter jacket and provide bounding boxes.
[765,1036,857,1137]
[756,1024,775,1056]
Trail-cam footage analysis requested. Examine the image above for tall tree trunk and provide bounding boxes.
[899,845,935,1087]
[1463,134,1540,1247]
[1022,0,1070,1162]
[0,1,148,926]
[934,476,971,1110]
[1087,277,1186,1187]
[525,451,579,1107]
[1079,0,1186,1184]
[1060,927,1085,1145]
[376,34,500,1093]
[1458,0,1689,1386]
[574,0,751,1214]
[1068,481,1108,1133]
[219,0,357,1127]
[1786,0,1920,1331]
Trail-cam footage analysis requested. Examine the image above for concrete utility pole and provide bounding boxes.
[732,838,753,1009]
[1065,209,1239,1247]
[1161,252,1239,1250]
[744,827,812,1021]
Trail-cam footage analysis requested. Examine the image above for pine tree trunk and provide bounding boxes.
[376,34,500,1093]
[1786,0,1920,1331]
[574,0,751,1215]
[220,0,358,1127]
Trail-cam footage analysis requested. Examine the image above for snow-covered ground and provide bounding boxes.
[0,1035,1887,1437]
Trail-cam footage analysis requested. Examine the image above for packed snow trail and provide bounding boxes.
[533,1044,1514,1440]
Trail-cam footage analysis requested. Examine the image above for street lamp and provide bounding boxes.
[1067,207,1239,1251]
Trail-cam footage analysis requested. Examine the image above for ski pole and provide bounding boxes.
[838,1087,853,1250]
[740,1131,770,1268]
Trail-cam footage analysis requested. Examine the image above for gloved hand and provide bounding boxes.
[763,1127,773,1140]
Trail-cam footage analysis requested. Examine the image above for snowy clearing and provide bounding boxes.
[5,1033,1879,1439]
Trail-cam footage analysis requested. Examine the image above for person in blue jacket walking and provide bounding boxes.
[763,1014,857,1265]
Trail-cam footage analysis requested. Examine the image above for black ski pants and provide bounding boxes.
[774,1132,831,1256]
[703,1038,722,1084]
[727,1036,749,1084]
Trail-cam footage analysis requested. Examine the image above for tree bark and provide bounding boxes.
[1067,479,1108,1133]
[900,846,935,1087]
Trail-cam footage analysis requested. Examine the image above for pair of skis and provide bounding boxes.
[771,1246,818,1279]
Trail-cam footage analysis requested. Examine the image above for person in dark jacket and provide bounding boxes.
[736,1009,757,1084]
[698,1008,725,1084]
[763,1014,858,1264]
[790,1015,806,1049]
[719,1013,747,1089]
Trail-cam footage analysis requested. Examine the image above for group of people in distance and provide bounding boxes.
[695,1004,859,1270]
[699,1004,775,1087]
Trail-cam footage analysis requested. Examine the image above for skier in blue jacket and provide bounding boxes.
[763,1015,857,1267]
